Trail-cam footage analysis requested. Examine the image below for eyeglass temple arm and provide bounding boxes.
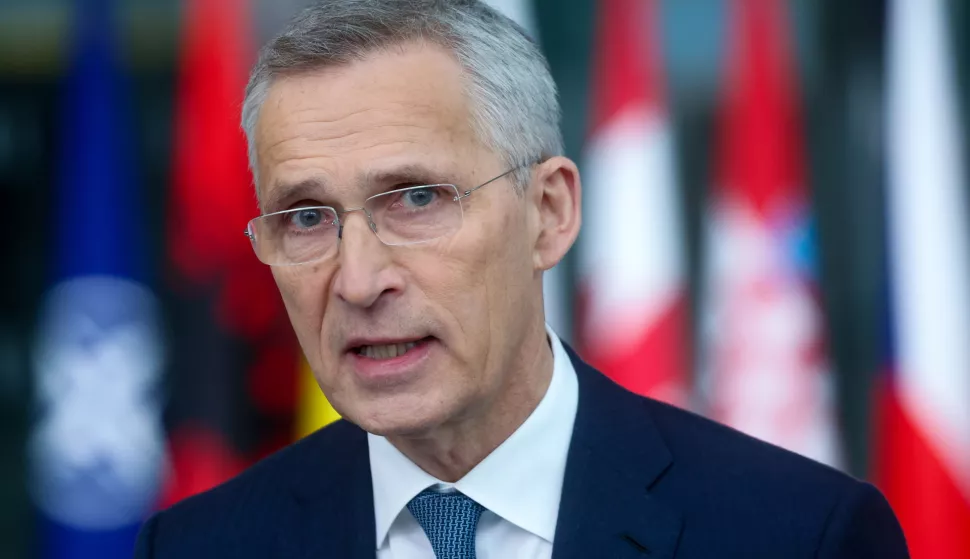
[456,158,542,199]
[456,168,514,199]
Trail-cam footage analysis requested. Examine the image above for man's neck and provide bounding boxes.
[386,324,554,482]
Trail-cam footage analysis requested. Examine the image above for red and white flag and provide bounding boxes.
[578,0,687,404]
[876,0,970,554]
[699,0,841,466]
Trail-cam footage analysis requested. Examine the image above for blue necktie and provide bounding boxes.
[406,489,485,559]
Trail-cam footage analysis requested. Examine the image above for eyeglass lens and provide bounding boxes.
[249,184,463,265]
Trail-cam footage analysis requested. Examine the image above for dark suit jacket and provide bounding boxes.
[134,346,909,558]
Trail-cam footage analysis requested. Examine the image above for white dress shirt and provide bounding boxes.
[368,324,579,559]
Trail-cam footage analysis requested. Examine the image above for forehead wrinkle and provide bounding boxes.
[259,106,388,153]
[266,90,455,138]
[260,71,470,147]
[260,107,462,165]
[262,124,434,164]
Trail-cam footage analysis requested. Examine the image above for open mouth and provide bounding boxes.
[352,337,433,360]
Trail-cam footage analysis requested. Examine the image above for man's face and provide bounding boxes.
[254,43,545,436]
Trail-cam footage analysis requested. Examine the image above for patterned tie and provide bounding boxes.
[406,489,486,559]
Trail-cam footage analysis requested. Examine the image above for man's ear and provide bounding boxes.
[530,156,582,272]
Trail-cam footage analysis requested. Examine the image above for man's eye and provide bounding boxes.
[290,208,324,228]
[401,187,437,208]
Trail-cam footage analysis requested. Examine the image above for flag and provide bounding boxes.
[577,0,687,404]
[698,0,840,465]
[876,0,970,554]
[295,357,341,439]
[162,0,299,504]
[29,0,167,556]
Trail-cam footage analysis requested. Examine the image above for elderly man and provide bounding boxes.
[134,1,908,558]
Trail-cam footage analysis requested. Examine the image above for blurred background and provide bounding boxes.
[0,0,967,557]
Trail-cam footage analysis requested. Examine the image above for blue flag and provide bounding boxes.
[30,1,167,557]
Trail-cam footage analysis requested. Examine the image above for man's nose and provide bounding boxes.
[331,211,401,309]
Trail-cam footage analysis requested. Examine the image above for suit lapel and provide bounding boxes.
[280,347,683,559]
[552,346,683,559]
[286,422,376,559]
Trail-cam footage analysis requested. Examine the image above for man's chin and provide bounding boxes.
[349,403,456,439]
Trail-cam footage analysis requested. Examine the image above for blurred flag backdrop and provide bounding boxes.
[7,1,969,556]
[699,0,841,466]
[162,0,300,506]
[29,0,167,557]
[876,0,970,555]
[577,0,688,405]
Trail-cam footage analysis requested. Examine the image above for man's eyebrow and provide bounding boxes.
[364,163,458,187]
[261,165,457,213]
[262,177,329,213]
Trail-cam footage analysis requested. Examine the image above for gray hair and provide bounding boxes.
[241,0,563,191]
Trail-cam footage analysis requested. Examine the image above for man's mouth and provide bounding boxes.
[352,337,433,360]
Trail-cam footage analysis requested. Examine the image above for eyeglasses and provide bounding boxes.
[245,164,530,266]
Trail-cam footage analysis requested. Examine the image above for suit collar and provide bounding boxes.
[552,344,683,559]
[287,421,376,559]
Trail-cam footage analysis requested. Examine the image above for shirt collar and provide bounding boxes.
[368,324,579,548]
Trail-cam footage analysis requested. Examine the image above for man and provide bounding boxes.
[135,1,909,557]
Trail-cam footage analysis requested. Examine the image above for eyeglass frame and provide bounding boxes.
[244,160,538,265]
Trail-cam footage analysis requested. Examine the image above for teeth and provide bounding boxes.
[358,341,419,359]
